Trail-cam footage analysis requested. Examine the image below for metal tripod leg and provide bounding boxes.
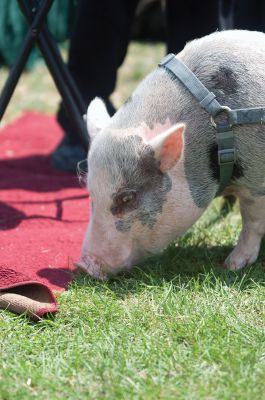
[0,0,53,121]
[19,0,89,149]
[0,0,89,149]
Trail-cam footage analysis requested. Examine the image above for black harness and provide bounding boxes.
[159,53,265,195]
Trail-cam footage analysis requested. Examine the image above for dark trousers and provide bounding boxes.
[58,0,265,140]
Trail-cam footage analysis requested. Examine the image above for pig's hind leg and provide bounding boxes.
[224,194,265,270]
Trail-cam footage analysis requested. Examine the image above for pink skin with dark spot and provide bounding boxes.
[76,98,204,279]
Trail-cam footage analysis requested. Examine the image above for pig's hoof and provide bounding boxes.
[223,249,259,271]
[223,257,245,271]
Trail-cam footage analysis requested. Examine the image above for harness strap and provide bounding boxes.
[215,127,236,195]
[159,53,224,116]
[159,53,237,196]
[229,107,265,125]
[159,54,265,195]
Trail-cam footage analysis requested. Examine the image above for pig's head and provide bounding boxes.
[77,98,204,280]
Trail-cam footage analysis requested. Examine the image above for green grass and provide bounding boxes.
[1,42,265,399]
[1,199,265,399]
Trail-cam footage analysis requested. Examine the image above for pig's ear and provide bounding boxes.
[85,97,111,139]
[149,123,185,172]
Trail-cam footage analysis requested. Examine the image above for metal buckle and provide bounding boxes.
[218,148,236,165]
[211,106,232,129]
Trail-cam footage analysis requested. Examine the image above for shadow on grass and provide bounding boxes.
[201,195,237,230]
[71,196,262,299]
[72,240,265,298]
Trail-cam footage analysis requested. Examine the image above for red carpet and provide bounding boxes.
[0,112,89,319]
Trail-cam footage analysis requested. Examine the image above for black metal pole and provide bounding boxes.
[20,0,86,117]
[19,0,89,149]
[0,0,54,121]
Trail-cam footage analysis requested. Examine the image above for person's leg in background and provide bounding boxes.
[165,0,220,54]
[52,0,139,171]
[165,0,265,55]
[216,0,265,31]
[233,0,265,31]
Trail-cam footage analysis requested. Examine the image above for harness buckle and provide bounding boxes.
[211,106,232,129]
[218,148,236,165]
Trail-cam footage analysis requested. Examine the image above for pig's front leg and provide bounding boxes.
[224,194,265,270]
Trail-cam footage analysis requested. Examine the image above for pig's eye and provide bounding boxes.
[121,193,135,204]
[111,190,137,215]
[116,190,137,205]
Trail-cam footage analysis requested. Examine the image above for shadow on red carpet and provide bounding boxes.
[0,112,90,319]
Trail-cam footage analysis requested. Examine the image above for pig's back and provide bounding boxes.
[111,30,265,204]
[180,30,265,198]
[180,30,265,109]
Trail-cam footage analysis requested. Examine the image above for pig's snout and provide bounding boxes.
[75,253,111,281]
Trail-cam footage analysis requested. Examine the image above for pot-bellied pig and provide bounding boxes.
[77,30,265,280]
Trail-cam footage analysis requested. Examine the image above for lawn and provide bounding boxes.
[1,42,265,400]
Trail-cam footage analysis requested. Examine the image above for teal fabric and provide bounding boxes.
[0,0,76,68]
